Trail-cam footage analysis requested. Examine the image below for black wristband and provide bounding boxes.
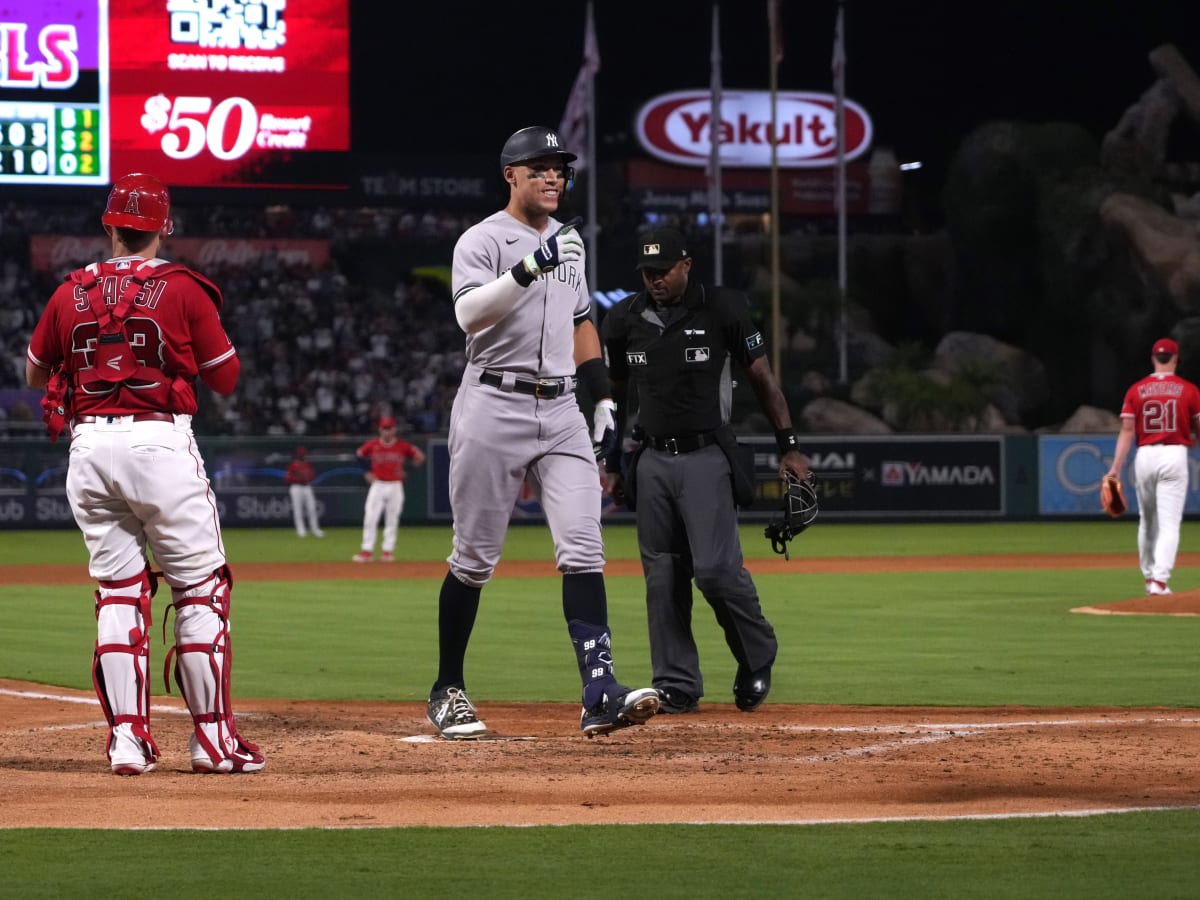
[510,260,534,288]
[775,429,801,454]
[577,357,611,403]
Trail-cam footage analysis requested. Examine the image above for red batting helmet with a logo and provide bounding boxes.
[102,173,174,234]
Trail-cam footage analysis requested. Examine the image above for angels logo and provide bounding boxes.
[124,191,141,216]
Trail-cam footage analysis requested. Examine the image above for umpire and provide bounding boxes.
[601,226,810,713]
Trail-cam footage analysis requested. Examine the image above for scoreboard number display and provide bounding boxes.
[0,5,109,184]
[1,0,349,189]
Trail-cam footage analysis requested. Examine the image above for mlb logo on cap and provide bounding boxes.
[1153,337,1179,356]
[636,227,690,269]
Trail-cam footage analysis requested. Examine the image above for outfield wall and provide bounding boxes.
[3,433,1197,529]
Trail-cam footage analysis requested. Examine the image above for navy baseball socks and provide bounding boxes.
[427,573,487,739]
[568,620,659,737]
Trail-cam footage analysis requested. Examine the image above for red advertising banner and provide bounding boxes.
[1,0,349,189]
[108,0,349,188]
[31,234,330,273]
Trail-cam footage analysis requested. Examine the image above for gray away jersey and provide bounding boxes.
[451,211,590,377]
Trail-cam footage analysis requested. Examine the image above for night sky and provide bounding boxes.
[354,0,1200,181]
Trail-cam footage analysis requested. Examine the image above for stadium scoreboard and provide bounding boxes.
[0,0,349,189]
[0,103,104,184]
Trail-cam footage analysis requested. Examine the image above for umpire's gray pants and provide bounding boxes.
[634,444,778,700]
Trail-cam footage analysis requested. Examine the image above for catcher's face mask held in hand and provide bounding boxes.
[764,472,819,559]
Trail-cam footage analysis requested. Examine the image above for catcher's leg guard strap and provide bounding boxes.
[92,570,159,765]
[568,619,619,709]
[167,566,258,769]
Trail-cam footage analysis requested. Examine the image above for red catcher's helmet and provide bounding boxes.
[102,173,173,234]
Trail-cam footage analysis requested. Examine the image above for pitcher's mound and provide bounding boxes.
[1073,589,1200,616]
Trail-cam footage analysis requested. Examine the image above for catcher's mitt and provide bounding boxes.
[1100,474,1127,517]
[764,471,819,559]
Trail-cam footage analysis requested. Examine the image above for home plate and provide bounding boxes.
[399,735,538,743]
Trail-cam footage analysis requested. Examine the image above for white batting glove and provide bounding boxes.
[592,398,617,459]
[514,217,584,286]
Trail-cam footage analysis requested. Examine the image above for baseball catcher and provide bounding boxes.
[764,471,820,559]
[1100,473,1127,517]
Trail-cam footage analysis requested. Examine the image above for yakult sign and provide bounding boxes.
[636,90,872,168]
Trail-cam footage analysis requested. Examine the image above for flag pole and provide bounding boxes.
[768,0,782,378]
[557,0,600,291]
[584,0,599,292]
[834,0,848,384]
[709,2,723,285]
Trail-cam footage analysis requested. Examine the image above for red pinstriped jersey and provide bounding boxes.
[1119,372,1200,447]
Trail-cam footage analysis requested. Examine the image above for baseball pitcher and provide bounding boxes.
[1106,336,1200,595]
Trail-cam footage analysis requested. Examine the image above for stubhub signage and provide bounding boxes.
[636,90,873,168]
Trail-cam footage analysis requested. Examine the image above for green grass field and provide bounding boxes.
[2,521,1198,898]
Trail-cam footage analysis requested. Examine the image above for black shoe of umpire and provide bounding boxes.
[655,687,699,714]
[733,663,771,711]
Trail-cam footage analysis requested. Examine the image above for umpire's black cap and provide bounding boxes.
[500,126,577,170]
[636,227,690,270]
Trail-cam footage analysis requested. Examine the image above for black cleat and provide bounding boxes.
[733,663,771,711]
[655,687,700,714]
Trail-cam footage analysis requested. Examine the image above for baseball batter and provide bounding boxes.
[426,125,658,739]
[1106,336,1200,595]
[353,416,425,562]
[286,447,324,538]
[25,172,263,775]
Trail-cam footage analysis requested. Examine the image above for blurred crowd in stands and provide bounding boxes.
[0,202,479,437]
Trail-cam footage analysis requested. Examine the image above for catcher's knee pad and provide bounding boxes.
[165,565,263,774]
[92,569,160,768]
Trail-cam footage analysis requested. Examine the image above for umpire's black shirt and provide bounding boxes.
[602,276,767,437]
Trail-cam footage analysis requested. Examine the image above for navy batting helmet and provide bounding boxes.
[500,126,577,170]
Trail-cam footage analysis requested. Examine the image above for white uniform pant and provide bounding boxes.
[67,415,224,586]
[361,479,405,554]
[1133,443,1189,584]
[288,484,322,536]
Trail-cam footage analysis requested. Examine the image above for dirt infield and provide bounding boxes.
[2,553,1198,828]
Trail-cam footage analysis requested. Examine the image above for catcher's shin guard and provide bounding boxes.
[568,620,619,709]
[164,566,264,774]
[92,570,160,774]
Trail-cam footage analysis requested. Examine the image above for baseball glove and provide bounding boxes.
[1100,474,1127,517]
